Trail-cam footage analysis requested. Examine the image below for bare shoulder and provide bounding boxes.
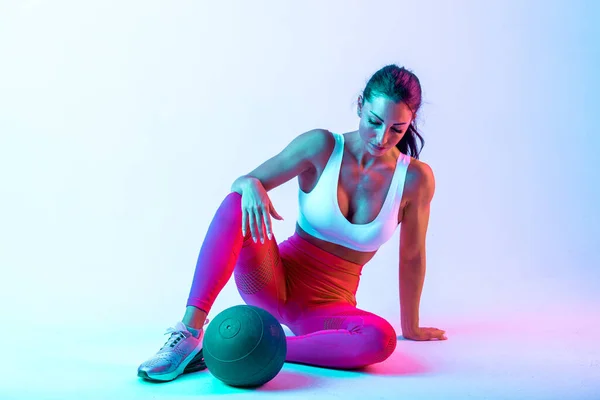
[294,128,336,163]
[405,158,435,202]
[297,128,334,151]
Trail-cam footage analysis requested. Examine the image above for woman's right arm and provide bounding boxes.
[230,128,329,194]
[230,129,329,243]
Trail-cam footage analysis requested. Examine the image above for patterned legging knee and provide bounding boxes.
[187,192,397,369]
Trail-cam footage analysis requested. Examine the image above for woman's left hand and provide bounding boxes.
[402,327,447,341]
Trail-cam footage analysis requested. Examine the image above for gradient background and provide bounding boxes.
[1,1,599,399]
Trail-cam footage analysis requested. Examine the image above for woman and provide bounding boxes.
[138,64,446,382]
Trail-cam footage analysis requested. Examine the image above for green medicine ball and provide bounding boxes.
[203,305,287,388]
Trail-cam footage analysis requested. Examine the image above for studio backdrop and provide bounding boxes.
[0,0,598,337]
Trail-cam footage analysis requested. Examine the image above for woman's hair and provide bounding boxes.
[361,64,425,159]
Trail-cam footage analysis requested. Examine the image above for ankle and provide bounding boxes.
[182,306,208,330]
[184,322,206,332]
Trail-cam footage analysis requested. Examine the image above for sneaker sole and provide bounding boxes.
[138,342,205,382]
[183,349,207,373]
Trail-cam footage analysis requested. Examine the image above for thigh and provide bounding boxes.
[288,303,397,343]
[233,231,288,324]
[285,303,398,367]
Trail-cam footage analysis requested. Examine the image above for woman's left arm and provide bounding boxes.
[399,162,447,341]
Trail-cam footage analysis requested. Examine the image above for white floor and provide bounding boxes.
[3,308,599,400]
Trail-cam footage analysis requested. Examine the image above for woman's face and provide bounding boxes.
[357,95,414,156]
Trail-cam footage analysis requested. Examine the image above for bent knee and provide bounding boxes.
[222,191,242,209]
[215,192,243,221]
[362,322,397,363]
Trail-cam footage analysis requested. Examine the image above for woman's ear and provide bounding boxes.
[357,95,363,116]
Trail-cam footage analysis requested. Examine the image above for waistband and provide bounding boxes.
[283,232,365,276]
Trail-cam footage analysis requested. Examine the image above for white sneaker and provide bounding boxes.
[137,319,209,382]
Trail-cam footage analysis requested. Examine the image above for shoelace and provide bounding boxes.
[160,328,187,350]
[159,319,210,350]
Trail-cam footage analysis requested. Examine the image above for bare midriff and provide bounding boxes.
[294,223,378,265]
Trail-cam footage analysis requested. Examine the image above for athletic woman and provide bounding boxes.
[138,64,447,382]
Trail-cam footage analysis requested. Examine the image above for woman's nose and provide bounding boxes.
[375,132,388,145]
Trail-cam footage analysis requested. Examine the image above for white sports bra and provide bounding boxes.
[297,132,411,252]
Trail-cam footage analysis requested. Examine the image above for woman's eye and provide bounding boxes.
[369,120,402,133]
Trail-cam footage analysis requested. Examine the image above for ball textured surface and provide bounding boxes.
[203,305,287,387]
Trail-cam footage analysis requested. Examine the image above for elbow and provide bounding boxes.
[400,249,425,265]
[400,255,426,271]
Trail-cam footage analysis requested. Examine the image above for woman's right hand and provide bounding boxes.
[241,180,284,243]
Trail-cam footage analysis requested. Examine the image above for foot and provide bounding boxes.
[137,319,209,382]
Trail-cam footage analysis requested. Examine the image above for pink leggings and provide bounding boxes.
[186,192,397,369]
